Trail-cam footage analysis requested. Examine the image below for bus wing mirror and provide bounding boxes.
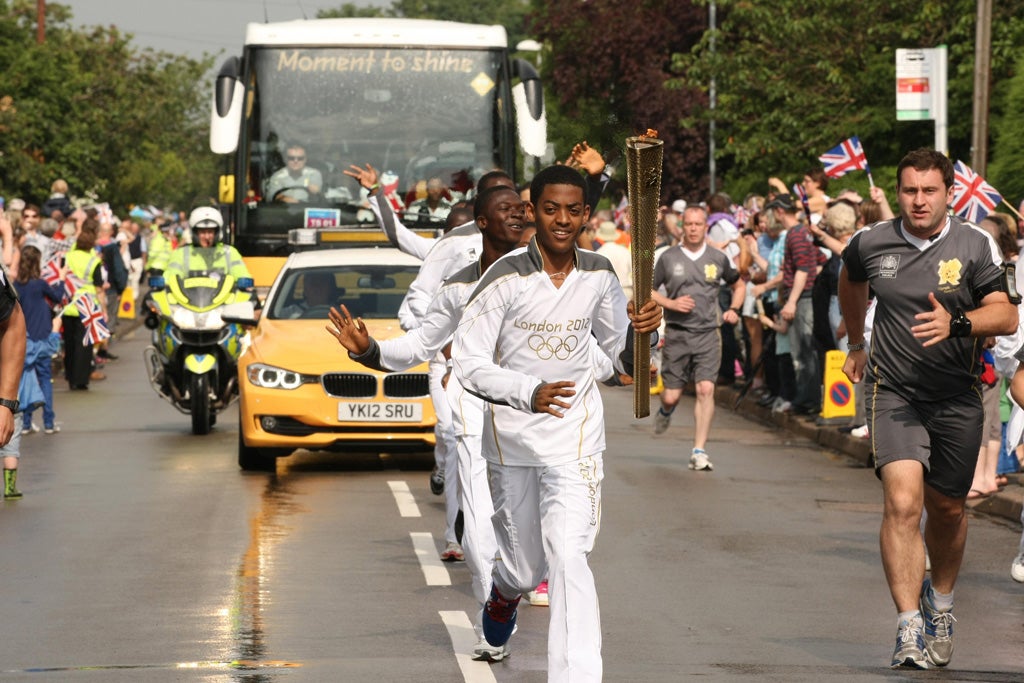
[512,58,547,159]
[210,57,245,155]
[512,58,544,120]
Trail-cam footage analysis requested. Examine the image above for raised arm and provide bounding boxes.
[346,163,436,260]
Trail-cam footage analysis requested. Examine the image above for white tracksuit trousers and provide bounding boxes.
[428,357,459,544]
[488,455,604,682]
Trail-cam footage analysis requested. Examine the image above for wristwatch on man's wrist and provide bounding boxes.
[949,307,973,338]
[0,398,19,413]
[847,341,866,352]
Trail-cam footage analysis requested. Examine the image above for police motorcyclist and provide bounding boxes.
[163,207,251,284]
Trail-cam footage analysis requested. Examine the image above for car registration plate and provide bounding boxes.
[338,401,423,422]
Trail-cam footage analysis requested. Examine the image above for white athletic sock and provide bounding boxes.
[897,609,921,626]
[930,587,954,612]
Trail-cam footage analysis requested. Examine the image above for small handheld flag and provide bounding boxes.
[952,160,1002,223]
[819,136,874,186]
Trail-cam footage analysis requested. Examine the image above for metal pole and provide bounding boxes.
[708,0,716,195]
[935,46,948,156]
[36,0,45,44]
[971,0,992,172]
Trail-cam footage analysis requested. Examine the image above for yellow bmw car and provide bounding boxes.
[227,248,436,470]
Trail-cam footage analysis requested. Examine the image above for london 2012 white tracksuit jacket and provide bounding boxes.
[452,239,634,467]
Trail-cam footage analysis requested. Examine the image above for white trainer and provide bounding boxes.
[689,449,714,471]
[1011,551,1024,583]
[473,637,510,662]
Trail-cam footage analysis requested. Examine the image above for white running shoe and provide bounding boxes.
[1011,551,1024,583]
[851,424,870,439]
[688,449,714,471]
[473,637,510,662]
[439,541,464,562]
[891,614,929,669]
[526,580,549,606]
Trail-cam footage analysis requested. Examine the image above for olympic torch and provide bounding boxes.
[625,132,664,418]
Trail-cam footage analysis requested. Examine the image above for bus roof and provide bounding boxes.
[244,18,509,50]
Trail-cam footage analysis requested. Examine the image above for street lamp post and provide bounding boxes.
[708,0,716,195]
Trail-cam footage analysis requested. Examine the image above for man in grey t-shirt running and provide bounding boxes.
[651,205,746,471]
[839,149,1017,670]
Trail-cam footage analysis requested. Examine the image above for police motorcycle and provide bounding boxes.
[142,210,254,435]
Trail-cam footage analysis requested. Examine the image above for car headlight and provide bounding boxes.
[246,362,306,390]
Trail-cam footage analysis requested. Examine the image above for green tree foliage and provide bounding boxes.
[675,0,1024,198]
[0,1,215,212]
[318,3,389,19]
[531,0,708,202]
[988,52,1024,207]
[320,1,531,47]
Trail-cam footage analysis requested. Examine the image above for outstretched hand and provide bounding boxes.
[343,163,379,191]
[326,304,371,355]
[533,381,576,418]
[911,292,952,347]
[628,298,663,334]
[568,141,605,176]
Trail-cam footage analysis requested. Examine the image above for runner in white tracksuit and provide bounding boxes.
[328,187,526,657]
[347,166,517,561]
[451,166,662,682]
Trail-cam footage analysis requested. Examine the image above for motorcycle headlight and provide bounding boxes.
[197,309,223,329]
[171,306,197,329]
[246,363,305,390]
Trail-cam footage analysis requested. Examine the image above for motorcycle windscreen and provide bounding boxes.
[171,271,232,310]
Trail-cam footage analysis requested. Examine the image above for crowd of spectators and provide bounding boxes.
[570,159,1024,499]
[0,180,190,461]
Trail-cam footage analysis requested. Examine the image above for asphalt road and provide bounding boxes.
[1,327,1021,682]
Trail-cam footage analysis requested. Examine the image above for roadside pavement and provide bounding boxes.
[715,383,1024,528]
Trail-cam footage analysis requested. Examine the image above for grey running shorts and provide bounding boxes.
[661,326,722,389]
[867,383,983,499]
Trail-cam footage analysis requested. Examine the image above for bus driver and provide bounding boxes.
[266,144,323,203]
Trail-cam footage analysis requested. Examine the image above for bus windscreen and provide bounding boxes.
[239,47,509,236]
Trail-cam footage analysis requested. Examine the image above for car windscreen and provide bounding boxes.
[267,264,419,320]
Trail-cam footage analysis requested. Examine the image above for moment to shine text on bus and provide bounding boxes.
[276,50,477,74]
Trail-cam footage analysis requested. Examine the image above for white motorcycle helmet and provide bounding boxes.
[188,206,224,244]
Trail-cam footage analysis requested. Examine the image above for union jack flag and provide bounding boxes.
[819,136,870,178]
[791,182,811,215]
[952,160,1003,223]
[42,259,61,286]
[63,272,86,304]
[75,293,111,345]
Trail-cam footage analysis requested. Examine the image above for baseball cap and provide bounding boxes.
[671,199,687,214]
[764,194,797,211]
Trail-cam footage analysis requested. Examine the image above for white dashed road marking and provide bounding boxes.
[410,532,451,586]
[388,480,421,517]
[440,610,498,683]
